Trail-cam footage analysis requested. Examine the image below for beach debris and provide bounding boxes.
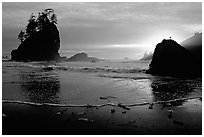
[76,112,86,116]
[122,111,126,114]
[118,103,130,110]
[56,112,62,115]
[61,66,68,70]
[2,114,7,117]
[100,96,108,99]
[77,118,94,123]
[199,97,202,101]
[83,67,89,70]
[173,120,184,125]
[99,96,117,100]
[78,118,89,122]
[166,103,172,106]
[71,112,76,116]
[71,112,86,116]
[168,109,173,118]
[85,104,94,108]
[111,109,116,113]
[56,108,68,115]
[148,103,154,109]
[43,66,54,71]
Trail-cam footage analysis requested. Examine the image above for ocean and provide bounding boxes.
[2,60,201,105]
[2,60,202,134]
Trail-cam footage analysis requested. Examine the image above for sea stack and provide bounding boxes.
[146,39,201,77]
[140,51,153,61]
[11,23,61,61]
[67,52,102,62]
[11,9,61,61]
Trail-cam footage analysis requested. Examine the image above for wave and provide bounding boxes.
[3,60,149,74]
[2,96,202,109]
[4,64,44,68]
[57,66,146,74]
[98,74,153,80]
[4,64,147,74]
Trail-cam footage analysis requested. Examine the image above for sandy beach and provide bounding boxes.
[2,65,202,135]
[2,98,202,135]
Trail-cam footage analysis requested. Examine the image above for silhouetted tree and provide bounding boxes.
[19,9,57,41]
[25,13,37,37]
[18,30,25,43]
[44,9,57,24]
[50,13,57,24]
[37,9,57,30]
[37,12,49,30]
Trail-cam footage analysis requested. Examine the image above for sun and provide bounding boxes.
[143,30,183,51]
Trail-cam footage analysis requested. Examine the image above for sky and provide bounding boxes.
[2,2,202,60]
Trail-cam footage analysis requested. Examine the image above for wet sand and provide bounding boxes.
[2,98,201,135]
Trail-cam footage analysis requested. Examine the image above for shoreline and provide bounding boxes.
[3,97,202,135]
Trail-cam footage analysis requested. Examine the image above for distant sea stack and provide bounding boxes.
[140,51,153,61]
[146,39,201,77]
[11,9,61,61]
[180,32,202,63]
[67,52,102,62]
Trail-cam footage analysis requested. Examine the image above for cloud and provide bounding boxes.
[2,2,202,59]
[182,24,202,33]
[111,44,142,48]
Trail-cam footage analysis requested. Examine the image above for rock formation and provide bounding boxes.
[146,39,201,77]
[180,32,202,64]
[11,23,61,61]
[67,52,102,62]
[140,51,153,60]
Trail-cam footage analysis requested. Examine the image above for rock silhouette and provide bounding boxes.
[11,23,61,61]
[146,39,201,77]
[67,52,102,62]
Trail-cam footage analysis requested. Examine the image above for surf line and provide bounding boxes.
[2,96,201,110]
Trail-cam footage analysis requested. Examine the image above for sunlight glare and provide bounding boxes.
[143,30,184,51]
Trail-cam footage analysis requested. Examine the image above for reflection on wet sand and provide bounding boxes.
[20,68,60,103]
[150,77,202,106]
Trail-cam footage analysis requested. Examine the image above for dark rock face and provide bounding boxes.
[11,23,61,61]
[146,39,201,77]
[67,52,102,62]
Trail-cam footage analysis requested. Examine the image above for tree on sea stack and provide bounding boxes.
[37,9,57,31]
[18,9,58,41]
[17,30,25,43]
[12,8,61,61]
[25,13,37,38]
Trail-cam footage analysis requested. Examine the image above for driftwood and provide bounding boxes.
[2,96,201,110]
